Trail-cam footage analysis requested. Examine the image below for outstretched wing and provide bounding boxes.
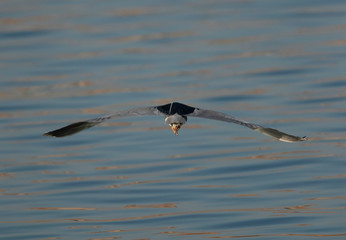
[44,106,163,137]
[187,107,307,143]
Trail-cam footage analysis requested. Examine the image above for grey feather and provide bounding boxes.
[187,108,260,130]
[43,106,161,137]
[187,108,307,142]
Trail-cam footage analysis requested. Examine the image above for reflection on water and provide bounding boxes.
[1,0,346,239]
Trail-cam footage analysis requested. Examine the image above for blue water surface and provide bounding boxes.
[1,0,346,239]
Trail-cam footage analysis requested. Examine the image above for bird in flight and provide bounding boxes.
[43,102,307,142]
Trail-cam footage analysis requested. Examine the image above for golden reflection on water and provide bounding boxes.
[233,150,331,161]
[107,30,195,43]
[125,203,177,209]
[2,205,341,224]
[162,231,218,236]
[0,172,15,179]
[313,174,346,179]
[33,175,128,184]
[0,79,148,100]
[206,233,346,238]
[88,237,121,240]
[112,6,161,17]
[1,1,346,239]
[108,178,181,189]
[306,196,346,201]
[32,207,97,211]
[0,190,56,196]
[193,185,236,188]
[168,147,272,159]
[325,39,346,46]
[231,194,259,198]
[30,203,177,212]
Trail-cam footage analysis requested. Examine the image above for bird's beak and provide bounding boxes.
[170,124,181,135]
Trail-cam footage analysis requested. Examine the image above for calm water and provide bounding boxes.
[1,0,346,239]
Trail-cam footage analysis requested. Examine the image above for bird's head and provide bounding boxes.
[165,114,187,135]
[169,123,182,135]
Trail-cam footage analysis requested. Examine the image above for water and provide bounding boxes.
[1,0,346,239]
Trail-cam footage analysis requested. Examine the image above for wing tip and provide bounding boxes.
[255,127,308,143]
[43,121,99,138]
[279,135,308,143]
[301,136,308,141]
[43,131,59,137]
[43,130,69,138]
[43,132,53,137]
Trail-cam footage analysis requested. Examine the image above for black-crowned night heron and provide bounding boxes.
[44,102,307,142]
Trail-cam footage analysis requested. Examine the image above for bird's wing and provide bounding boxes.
[44,106,163,137]
[187,108,307,143]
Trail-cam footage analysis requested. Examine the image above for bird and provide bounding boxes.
[43,102,307,142]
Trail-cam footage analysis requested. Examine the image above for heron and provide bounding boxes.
[43,102,307,142]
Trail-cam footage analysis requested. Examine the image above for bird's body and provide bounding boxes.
[44,102,307,142]
[164,114,186,135]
